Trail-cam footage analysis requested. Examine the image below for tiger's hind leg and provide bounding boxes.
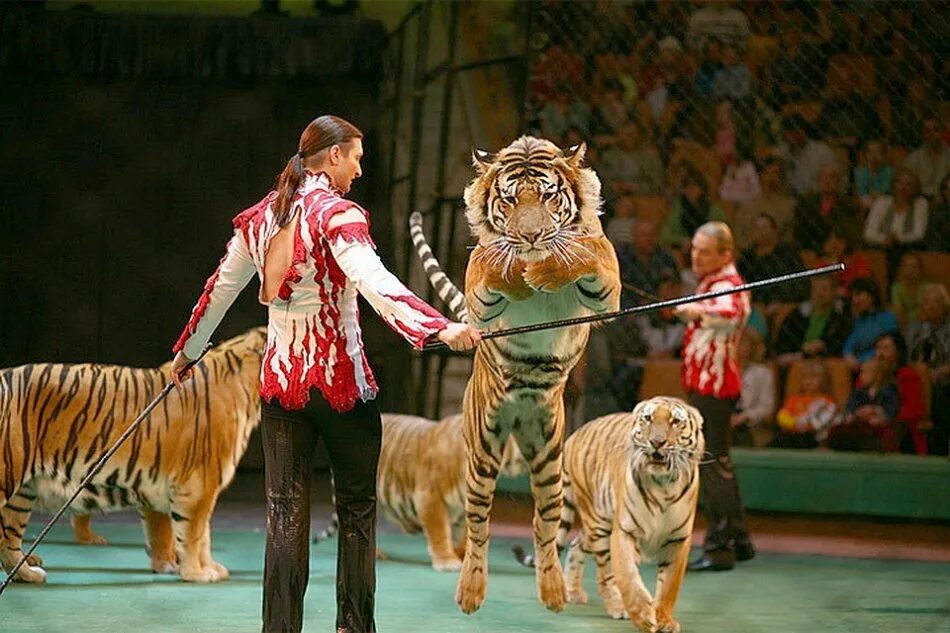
[141,509,178,574]
[564,535,589,604]
[418,492,462,572]
[71,515,108,545]
[0,484,47,583]
[589,522,626,619]
[455,406,504,614]
[515,406,568,613]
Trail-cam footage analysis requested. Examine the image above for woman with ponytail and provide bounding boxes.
[168,115,479,633]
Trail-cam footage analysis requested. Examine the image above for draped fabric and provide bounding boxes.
[0,8,385,79]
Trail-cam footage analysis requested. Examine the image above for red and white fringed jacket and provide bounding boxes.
[173,171,450,412]
[680,263,750,399]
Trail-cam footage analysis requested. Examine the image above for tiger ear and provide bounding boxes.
[562,142,587,168]
[472,148,496,175]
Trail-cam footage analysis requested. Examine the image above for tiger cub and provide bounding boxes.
[314,413,526,571]
[516,397,704,633]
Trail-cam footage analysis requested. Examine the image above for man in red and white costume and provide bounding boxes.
[674,221,755,572]
[170,115,478,633]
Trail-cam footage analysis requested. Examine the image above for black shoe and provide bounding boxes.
[734,538,756,562]
[687,550,735,572]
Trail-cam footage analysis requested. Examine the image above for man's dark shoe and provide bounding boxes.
[734,538,756,562]
[687,549,735,572]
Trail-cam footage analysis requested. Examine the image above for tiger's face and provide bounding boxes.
[629,398,704,477]
[463,136,604,266]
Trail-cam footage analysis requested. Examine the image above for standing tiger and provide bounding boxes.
[313,413,526,571]
[410,136,621,613]
[515,397,705,633]
[0,327,265,584]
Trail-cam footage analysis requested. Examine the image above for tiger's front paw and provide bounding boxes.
[485,260,534,301]
[455,556,487,614]
[654,617,681,633]
[523,256,584,294]
[537,561,567,612]
[629,602,657,633]
[431,555,463,572]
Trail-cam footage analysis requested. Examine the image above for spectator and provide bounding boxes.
[819,229,872,298]
[774,276,852,364]
[863,168,929,255]
[853,138,896,210]
[737,214,809,312]
[719,142,762,205]
[731,328,777,448]
[905,117,950,199]
[873,332,927,455]
[906,283,950,455]
[842,278,900,369]
[712,42,751,102]
[778,115,837,196]
[794,162,861,254]
[767,20,820,107]
[734,157,795,249]
[617,220,679,308]
[599,122,665,197]
[816,63,881,153]
[890,252,928,326]
[827,358,900,452]
[923,174,950,252]
[660,167,727,257]
[538,89,592,142]
[712,100,739,167]
[605,193,638,248]
[694,38,722,99]
[687,0,750,52]
[770,360,839,449]
[634,274,686,360]
[891,79,940,150]
[591,82,633,136]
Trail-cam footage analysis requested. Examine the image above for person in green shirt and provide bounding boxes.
[660,166,727,257]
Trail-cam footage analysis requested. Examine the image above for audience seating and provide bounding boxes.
[913,251,950,286]
[638,359,687,401]
[633,196,668,228]
[857,249,890,295]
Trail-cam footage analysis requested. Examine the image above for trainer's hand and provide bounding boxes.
[437,322,481,352]
[169,350,195,388]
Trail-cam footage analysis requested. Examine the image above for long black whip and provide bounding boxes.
[423,263,843,352]
[0,343,212,596]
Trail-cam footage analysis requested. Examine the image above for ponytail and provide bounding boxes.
[272,115,364,227]
[273,153,305,228]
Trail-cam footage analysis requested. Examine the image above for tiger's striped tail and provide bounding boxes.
[312,511,339,543]
[408,212,468,322]
[512,473,576,567]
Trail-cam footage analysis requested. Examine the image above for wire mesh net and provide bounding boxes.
[523,1,950,453]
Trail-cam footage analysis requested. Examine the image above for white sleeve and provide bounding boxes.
[326,220,449,350]
[903,197,929,243]
[173,230,257,359]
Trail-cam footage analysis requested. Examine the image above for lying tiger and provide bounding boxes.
[410,136,621,613]
[313,413,525,571]
[514,397,705,633]
[0,327,266,583]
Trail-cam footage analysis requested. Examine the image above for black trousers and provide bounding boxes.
[260,391,382,633]
[688,392,751,553]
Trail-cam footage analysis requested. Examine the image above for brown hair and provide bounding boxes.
[273,115,363,226]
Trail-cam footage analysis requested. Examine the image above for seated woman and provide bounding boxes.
[816,229,871,299]
[826,358,900,452]
[770,360,839,449]
[731,328,777,447]
[890,252,928,327]
[863,168,930,274]
[659,166,727,259]
[842,278,900,370]
[873,332,927,455]
[774,275,853,365]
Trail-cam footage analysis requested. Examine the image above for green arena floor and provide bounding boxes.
[3,524,949,633]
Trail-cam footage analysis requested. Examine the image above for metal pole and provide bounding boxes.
[422,264,845,352]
